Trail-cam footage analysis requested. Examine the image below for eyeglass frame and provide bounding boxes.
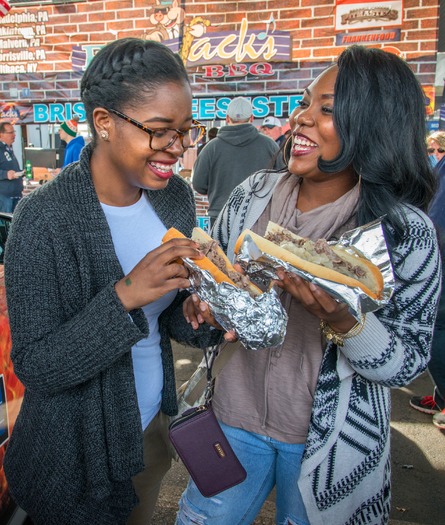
[105,107,206,151]
[427,147,445,154]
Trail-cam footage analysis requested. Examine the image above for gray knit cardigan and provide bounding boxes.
[4,144,219,525]
[213,170,441,525]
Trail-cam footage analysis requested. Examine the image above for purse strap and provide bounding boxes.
[187,341,241,405]
[202,347,216,404]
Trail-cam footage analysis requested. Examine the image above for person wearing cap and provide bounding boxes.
[192,97,282,227]
[0,121,23,213]
[59,116,85,167]
[261,115,287,148]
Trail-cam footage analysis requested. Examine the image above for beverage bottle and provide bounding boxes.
[25,160,33,180]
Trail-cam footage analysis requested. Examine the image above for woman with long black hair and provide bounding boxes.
[178,45,441,525]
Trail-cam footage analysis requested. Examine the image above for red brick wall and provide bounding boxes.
[0,0,441,219]
[0,0,441,103]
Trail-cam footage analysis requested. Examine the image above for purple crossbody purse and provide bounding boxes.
[168,346,247,498]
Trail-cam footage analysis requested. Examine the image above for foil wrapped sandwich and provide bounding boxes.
[162,227,288,351]
[235,219,394,320]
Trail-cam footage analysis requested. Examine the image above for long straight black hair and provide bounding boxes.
[318,45,436,245]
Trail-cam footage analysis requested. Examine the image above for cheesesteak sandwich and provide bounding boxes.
[234,221,384,300]
[162,227,262,297]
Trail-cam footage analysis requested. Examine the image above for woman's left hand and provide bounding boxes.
[274,269,357,333]
[183,294,237,341]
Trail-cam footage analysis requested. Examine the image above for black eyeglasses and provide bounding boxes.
[106,108,206,152]
[428,148,445,154]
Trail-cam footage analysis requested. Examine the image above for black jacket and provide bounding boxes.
[0,141,22,198]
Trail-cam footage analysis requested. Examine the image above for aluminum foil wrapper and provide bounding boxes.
[236,218,394,321]
[183,259,288,351]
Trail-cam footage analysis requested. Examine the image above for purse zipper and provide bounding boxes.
[169,405,208,430]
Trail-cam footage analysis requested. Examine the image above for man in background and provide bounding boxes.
[59,116,85,167]
[260,116,287,148]
[0,122,23,213]
[192,97,281,227]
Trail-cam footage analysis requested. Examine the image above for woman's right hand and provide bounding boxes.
[274,269,357,332]
[115,238,202,311]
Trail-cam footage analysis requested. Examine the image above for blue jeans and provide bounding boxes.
[175,422,309,525]
[0,195,20,213]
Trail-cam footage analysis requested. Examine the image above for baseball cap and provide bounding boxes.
[226,97,252,121]
[262,116,282,128]
[60,116,79,137]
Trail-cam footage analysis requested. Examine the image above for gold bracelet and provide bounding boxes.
[320,314,366,347]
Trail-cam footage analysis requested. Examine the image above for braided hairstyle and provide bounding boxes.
[80,38,190,142]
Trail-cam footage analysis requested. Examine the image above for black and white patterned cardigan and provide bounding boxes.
[213,170,441,525]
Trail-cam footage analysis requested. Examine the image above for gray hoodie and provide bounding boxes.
[192,123,283,219]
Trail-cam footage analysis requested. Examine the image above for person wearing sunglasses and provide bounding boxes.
[409,130,445,429]
[426,130,445,169]
[3,38,220,525]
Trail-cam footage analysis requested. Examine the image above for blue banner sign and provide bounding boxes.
[33,94,303,123]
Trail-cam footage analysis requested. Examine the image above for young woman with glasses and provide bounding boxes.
[3,38,218,525]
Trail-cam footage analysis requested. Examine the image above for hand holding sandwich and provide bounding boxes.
[235,221,385,330]
[183,294,238,342]
[115,238,203,311]
[162,227,285,348]
[273,269,357,333]
[163,226,261,335]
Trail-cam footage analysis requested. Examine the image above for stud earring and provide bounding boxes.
[99,130,109,141]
